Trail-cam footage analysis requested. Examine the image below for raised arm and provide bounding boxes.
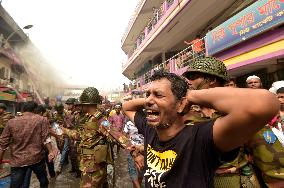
[186,87,279,152]
[122,98,146,123]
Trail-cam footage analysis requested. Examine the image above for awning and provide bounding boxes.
[224,39,284,69]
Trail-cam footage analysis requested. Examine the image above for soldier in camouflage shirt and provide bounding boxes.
[62,87,114,188]
[182,57,261,188]
[65,98,81,177]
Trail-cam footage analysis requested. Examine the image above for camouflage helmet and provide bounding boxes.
[184,57,229,82]
[65,98,77,105]
[79,87,102,104]
[0,103,7,110]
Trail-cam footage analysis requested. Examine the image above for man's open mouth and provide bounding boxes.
[146,109,160,122]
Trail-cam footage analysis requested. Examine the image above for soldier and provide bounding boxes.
[182,57,261,188]
[246,84,284,187]
[65,98,81,177]
[0,103,14,134]
[62,87,114,188]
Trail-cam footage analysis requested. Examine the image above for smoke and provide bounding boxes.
[14,41,65,103]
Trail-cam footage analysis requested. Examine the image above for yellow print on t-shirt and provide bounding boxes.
[146,145,177,174]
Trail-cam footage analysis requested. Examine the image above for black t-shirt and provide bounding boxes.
[134,110,223,188]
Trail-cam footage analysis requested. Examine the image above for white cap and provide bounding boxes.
[246,75,260,82]
[269,80,284,94]
[269,87,277,94]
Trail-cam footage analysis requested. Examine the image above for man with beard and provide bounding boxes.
[246,75,262,89]
[122,71,279,188]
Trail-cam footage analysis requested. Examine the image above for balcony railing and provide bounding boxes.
[121,0,146,45]
[121,0,179,70]
[131,38,206,87]
[166,38,206,73]
[134,0,177,51]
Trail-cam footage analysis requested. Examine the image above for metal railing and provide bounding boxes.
[131,38,206,86]
[135,0,176,51]
[121,0,146,45]
[122,0,178,69]
[166,38,206,72]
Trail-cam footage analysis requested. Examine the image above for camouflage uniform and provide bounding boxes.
[65,98,81,175]
[183,57,261,188]
[248,118,284,187]
[0,103,14,134]
[63,87,114,188]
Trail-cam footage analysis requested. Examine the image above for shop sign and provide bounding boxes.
[206,0,284,55]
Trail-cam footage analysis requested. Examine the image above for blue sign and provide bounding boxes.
[206,0,284,55]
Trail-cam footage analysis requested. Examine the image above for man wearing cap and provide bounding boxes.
[182,57,261,187]
[246,75,262,89]
[0,103,13,134]
[61,87,114,188]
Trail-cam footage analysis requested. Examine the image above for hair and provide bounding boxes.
[23,101,38,112]
[35,105,46,114]
[203,73,226,86]
[150,71,189,100]
[225,77,236,85]
[277,87,284,94]
[229,77,236,82]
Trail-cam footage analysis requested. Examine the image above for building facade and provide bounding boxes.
[0,4,62,113]
[121,0,284,91]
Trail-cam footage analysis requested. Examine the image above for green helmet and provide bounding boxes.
[65,98,77,105]
[184,57,229,82]
[79,87,102,104]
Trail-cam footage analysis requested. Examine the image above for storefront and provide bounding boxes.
[205,0,284,88]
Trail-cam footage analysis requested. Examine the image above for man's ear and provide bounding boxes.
[177,97,188,114]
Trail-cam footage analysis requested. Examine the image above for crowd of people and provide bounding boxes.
[0,56,283,188]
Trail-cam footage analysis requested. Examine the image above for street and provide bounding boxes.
[30,149,132,188]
